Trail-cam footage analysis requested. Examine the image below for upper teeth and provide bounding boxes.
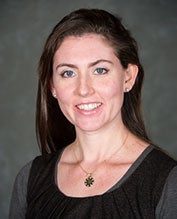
[77,103,101,111]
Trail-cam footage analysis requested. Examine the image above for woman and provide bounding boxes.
[9,9,177,218]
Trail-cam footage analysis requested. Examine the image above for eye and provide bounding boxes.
[61,70,75,78]
[94,68,108,75]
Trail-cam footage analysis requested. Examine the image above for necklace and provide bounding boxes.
[73,133,129,187]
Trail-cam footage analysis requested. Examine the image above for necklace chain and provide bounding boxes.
[73,132,129,187]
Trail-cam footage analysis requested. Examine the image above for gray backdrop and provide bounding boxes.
[0,0,177,218]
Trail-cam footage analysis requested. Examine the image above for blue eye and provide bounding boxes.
[94,68,108,75]
[61,70,75,78]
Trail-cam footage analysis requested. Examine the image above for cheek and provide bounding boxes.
[56,90,69,106]
[54,81,72,103]
[55,90,71,119]
[100,79,124,100]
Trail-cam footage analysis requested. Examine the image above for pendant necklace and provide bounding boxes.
[73,133,128,187]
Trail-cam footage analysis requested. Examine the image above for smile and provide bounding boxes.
[76,103,102,111]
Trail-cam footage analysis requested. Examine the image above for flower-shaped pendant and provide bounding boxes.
[84,174,94,187]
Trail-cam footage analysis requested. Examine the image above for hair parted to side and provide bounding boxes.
[36,8,152,156]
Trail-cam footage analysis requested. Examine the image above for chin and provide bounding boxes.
[75,120,108,133]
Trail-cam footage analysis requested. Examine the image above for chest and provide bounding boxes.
[26,149,176,219]
[57,161,132,197]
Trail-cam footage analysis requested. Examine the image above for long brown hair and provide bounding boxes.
[36,8,151,156]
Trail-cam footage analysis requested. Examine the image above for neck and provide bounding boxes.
[73,123,129,163]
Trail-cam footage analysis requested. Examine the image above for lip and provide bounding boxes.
[76,102,102,111]
[75,102,102,115]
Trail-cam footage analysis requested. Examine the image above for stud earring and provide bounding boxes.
[125,88,129,92]
[53,93,57,98]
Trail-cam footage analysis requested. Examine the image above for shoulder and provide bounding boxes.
[13,160,33,197]
[134,146,177,206]
[156,165,177,218]
[9,150,61,218]
[17,161,33,181]
[164,165,177,189]
[145,146,177,170]
[9,161,33,219]
[144,146,177,188]
[9,149,63,218]
[29,149,63,173]
[27,149,63,193]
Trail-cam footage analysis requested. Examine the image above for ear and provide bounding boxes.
[50,79,57,98]
[124,64,138,93]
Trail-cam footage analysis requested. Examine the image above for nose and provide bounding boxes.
[75,75,95,97]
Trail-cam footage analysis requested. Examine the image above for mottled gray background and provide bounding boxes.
[0,0,177,218]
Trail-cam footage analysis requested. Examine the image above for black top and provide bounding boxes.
[9,146,177,219]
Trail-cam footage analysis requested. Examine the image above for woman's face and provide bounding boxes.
[52,34,137,132]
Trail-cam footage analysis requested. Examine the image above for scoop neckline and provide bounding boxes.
[53,145,154,199]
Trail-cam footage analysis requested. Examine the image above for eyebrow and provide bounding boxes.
[55,59,113,70]
[55,63,76,70]
[88,59,113,67]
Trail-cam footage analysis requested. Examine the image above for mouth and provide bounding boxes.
[76,103,102,111]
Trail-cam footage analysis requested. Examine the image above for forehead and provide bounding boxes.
[54,34,116,62]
